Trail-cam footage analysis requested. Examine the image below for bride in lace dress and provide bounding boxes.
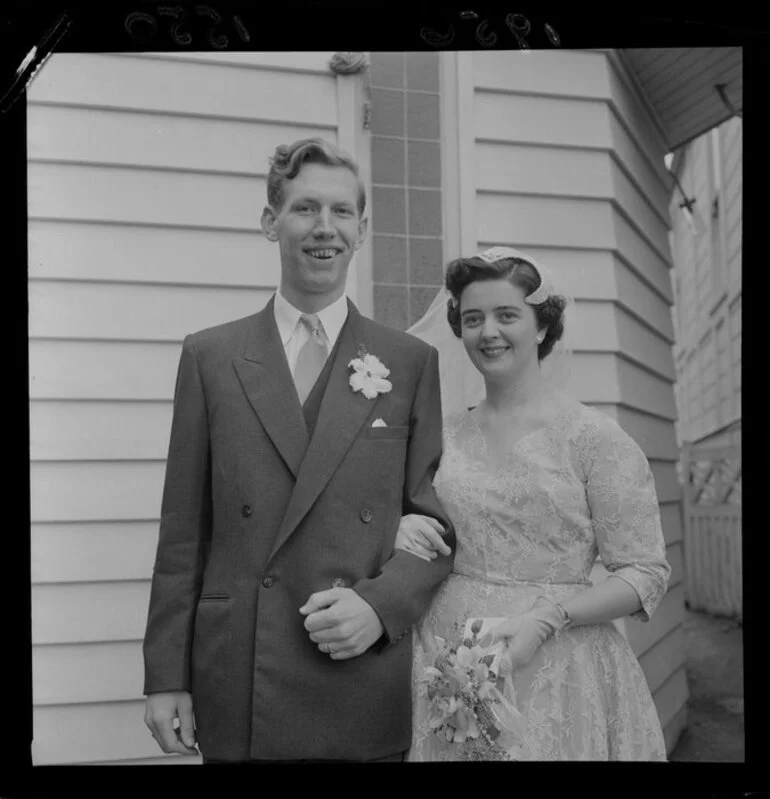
[399,247,671,761]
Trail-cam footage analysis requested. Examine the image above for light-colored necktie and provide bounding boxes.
[293,313,328,406]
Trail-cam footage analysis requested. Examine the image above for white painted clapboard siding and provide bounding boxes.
[30,282,274,341]
[33,702,202,766]
[29,52,337,123]
[466,49,686,752]
[31,163,268,229]
[28,50,347,765]
[722,117,742,421]
[30,340,182,400]
[669,117,741,444]
[32,522,159,584]
[723,117,742,289]
[28,221,281,287]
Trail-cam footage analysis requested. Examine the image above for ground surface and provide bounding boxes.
[668,608,744,762]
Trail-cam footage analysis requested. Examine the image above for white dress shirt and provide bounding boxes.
[273,289,349,375]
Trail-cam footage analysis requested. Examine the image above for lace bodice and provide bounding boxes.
[434,399,670,621]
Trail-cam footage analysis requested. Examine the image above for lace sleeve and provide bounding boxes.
[579,411,671,622]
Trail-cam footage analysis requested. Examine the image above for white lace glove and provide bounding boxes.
[394,513,451,561]
[489,596,569,672]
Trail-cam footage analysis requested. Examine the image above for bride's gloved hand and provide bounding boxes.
[395,514,451,562]
[489,596,568,672]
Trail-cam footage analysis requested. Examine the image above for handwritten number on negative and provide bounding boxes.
[124,12,159,45]
[195,5,229,49]
[421,12,560,50]
[157,6,194,46]
[505,13,531,51]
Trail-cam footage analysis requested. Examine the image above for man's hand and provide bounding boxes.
[299,588,385,660]
[394,513,451,561]
[144,691,199,756]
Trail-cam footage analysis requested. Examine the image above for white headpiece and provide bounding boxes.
[474,246,554,305]
[407,246,573,418]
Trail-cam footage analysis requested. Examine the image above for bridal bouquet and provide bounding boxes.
[417,618,525,761]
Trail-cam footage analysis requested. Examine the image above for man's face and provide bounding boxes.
[261,163,367,309]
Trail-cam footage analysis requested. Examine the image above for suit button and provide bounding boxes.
[360,508,373,523]
[242,505,253,518]
[262,575,274,588]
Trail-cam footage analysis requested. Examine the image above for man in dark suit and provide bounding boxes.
[142,137,454,762]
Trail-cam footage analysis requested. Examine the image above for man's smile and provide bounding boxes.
[304,246,342,261]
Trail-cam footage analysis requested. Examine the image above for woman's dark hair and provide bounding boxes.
[445,255,567,360]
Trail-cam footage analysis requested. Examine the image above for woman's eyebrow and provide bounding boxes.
[461,304,522,315]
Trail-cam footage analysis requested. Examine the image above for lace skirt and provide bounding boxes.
[409,572,667,761]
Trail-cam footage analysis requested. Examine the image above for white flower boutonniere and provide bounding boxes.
[348,346,393,400]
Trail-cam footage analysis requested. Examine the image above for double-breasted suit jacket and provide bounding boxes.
[143,297,455,761]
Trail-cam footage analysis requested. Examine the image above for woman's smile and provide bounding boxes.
[478,343,511,359]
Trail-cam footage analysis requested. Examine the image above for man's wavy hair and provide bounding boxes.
[445,255,567,361]
[266,138,366,215]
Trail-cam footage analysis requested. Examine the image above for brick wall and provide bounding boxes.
[368,52,444,330]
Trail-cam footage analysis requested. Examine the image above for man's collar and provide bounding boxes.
[273,288,349,347]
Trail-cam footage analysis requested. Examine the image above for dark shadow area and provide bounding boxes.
[669,608,744,762]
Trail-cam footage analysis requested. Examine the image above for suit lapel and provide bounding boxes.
[268,301,382,561]
[232,297,308,479]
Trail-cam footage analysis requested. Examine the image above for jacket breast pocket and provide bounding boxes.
[199,593,230,603]
[364,425,410,440]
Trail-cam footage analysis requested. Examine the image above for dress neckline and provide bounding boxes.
[468,409,544,453]
[461,401,578,471]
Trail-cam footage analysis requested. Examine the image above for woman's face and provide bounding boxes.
[459,278,541,383]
